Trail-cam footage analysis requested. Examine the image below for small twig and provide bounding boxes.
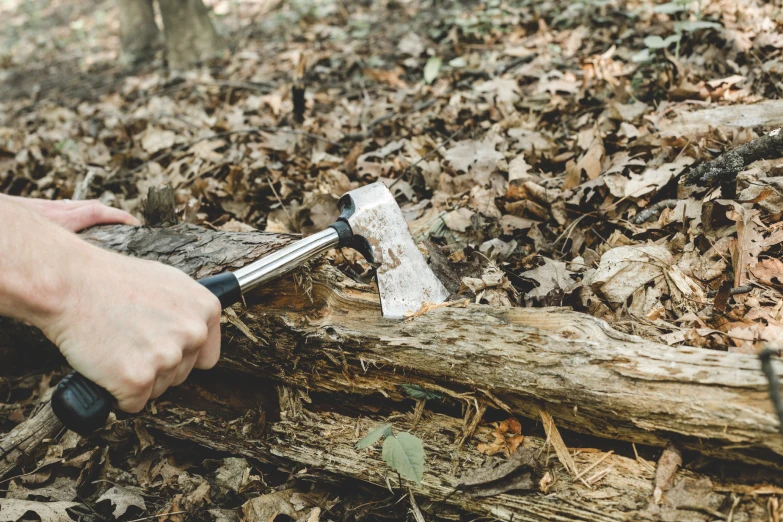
[759,346,783,438]
[706,284,754,298]
[72,169,97,200]
[408,488,426,522]
[586,465,613,485]
[207,80,274,93]
[573,450,613,481]
[630,199,679,224]
[266,176,293,229]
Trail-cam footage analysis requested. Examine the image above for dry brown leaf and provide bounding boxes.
[622,156,694,199]
[591,245,672,305]
[0,500,79,522]
[575,133,604,180]
[750,257,783,285]
[442,208,474,232]
[97,486,146,519]
[519,257,577,300]
[476,418,524,457]
[242,491,296,522]
[140,127,177,154]
[445,138,504,180]
[726,203,765,287]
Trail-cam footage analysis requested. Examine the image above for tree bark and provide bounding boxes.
[117,0,162,62]
[158,0,222,69]
[0,405,62,479]
[2,224,783,470]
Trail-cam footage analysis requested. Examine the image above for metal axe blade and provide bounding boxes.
[336,182,450,318]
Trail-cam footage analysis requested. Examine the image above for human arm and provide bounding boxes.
[0,197,221,412]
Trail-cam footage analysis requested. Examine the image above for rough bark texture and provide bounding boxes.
[1,224,781,520]
[65,224,783,469]
[1,224,781,477]
[683,127,783,195]
[117,0,162,62]
[0,405,62,479]
[158,0,222,69]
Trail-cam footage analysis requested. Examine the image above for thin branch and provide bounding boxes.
[631,199,679,224]
[682,127,783,190]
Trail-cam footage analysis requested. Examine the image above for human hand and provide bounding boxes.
[0,194,140,232]
[38,243,221,413]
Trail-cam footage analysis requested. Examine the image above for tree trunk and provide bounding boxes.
[158,0,222,69]
[2,224,782,470]
[117,0,162,62]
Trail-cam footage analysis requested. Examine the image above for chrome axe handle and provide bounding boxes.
[51,221,352,435]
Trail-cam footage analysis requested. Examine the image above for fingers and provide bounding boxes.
[61,202,141,231]
[133,315,220,406]
[172,353,198,387]
[194,311,221,370]
[115,367,155,413]
[6,196,141,231]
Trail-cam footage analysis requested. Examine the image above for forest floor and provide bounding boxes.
[1,0,783,521]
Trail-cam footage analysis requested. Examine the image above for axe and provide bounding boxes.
[51,182,450,434]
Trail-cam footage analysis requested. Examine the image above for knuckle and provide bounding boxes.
[199,286,222,317]
[189,321,209,347]
[121,366,154,393]
[155,347,183,370]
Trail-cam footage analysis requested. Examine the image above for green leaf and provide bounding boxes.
[401,384,445,401]
[663,34,682,46]
[674,20,721,33]
[382,432,425,483]
[631,49,652,63]
[644,34,681,50]
[644,35,666,49]
[355,424,393,450]
[653,2,688,14]
[423,57,442,85]
[448,56,467,68]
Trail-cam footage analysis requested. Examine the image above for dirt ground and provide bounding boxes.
[2,0,783,520]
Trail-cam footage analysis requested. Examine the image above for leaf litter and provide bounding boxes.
[2,0,783,519]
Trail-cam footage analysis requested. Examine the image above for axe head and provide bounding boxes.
[337,182,449,319]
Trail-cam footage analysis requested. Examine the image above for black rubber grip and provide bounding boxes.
[197,272,243,309]
[51,372,113,435]
[51,272,243,434]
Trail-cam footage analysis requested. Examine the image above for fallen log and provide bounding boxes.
[140,373,774,522]
[2,224,782,470]
[3,374,775,521]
